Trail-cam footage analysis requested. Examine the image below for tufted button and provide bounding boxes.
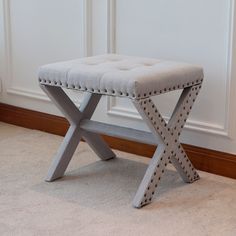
[143,63,155,66]
[107,56,123,61]
[118,67,131,71]
[109,58,122,62]
[38,54,203,104]
[83,62,98,65]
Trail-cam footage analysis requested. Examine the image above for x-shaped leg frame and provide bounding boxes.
[41,83,202,208]
[132,83,202,208]
[40,85,116,182]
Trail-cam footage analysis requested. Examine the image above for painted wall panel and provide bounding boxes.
[1,0,236,153]
[9,0,84,92]
[115,0,231,131]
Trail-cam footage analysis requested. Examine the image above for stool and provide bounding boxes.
[39,54,204,208]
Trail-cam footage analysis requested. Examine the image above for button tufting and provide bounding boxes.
[118,67,131,71]
[143,63,155,66]
[38,54,203,101]
[108,58,123,62]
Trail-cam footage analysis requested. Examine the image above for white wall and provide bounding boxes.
[1,0,236,154]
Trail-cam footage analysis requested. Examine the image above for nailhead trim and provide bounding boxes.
[137,83,202,207]
[38,77,203,101]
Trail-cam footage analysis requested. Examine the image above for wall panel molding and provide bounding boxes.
[1,0,236,152]
[2,0,92,103]
[106,95,228,137]
[225,0,236,138]
[106,0,236,138]
[7,87,50,102]
[83,0,92,57]
[107,0,116,53]
[107,96,141,120]
[2,0,12,92]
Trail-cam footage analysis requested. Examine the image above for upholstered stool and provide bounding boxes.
[39,54,204,208]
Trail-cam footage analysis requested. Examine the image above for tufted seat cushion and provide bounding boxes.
[38,54,204,99]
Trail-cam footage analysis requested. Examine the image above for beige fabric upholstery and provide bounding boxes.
[38,54,204,99]
[39,54,204,208]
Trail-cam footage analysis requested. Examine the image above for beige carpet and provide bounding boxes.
[0,122,236,236]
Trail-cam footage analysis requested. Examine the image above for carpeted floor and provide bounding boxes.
[0,122,236,236]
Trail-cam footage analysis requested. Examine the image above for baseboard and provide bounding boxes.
[1,102,236,179]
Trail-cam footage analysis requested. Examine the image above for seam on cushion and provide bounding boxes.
[65,66,74,84]
[133,80,139,97]
[99,69,120,89]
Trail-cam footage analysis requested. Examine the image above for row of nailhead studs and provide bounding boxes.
[180,84,202,181]
[141,159,168,205]
[136,78,203,99]
[172,84,202,182]
[172,83,202,138]
[38,78,136,98]
[176,145,199,182]
[173,87,195,135]
[138,84,202,205]
[138,98,171,206]
[139,84,202,147]
[39,77,203,100]
[140,98,169,146]
[138,83,203,206]
[140,155,171,207]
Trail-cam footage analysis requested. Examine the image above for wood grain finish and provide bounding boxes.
[0,102,236,179]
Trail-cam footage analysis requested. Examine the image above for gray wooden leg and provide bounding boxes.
[171,142,199,183]
[168,85,201,183]
[132,83,202,208]
[40,85,115,181]
[132,143,170,208]
[82,131,115,161]
[45,124,82,181]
